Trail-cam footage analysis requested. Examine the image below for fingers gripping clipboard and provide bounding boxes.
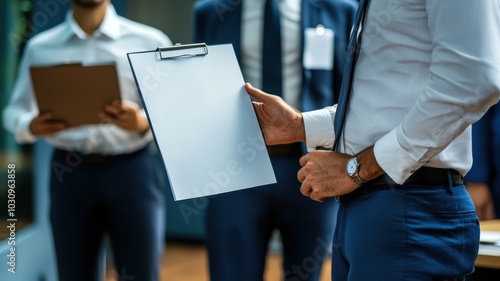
[127,43,276,201]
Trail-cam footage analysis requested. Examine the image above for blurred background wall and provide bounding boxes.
[127,0,197,45]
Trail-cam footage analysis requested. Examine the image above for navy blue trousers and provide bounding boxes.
[49,147,165,281]
[332,179,480,281]
[206,152,339,281]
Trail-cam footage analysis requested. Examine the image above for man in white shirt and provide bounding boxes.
[3,0,171,280]
[244,0,500,280]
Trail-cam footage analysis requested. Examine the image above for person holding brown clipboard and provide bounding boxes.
[2,0,171,280]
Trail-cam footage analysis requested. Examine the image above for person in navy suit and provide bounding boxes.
[192,1,357,280]
[465,104,500,220]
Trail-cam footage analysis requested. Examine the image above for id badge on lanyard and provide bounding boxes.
[303,24,334,70]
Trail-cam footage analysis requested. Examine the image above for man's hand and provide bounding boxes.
[99,100,149,134]
[466,183,496,220]
[245,83,305,145]
[298,147,384,202]
[29,113,67,136]
[298,150,359,202]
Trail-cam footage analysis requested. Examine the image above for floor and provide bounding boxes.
[106,242,332,281]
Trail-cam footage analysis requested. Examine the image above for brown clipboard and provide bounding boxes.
[30,62,121,127]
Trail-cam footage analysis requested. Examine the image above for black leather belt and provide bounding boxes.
[267,143,302,156]
[337,167,464,202]
[80,153,116,164]
[54,147,146,165]
[369,166,463,186]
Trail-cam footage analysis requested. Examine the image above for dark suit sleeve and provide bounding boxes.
[192,0,209,43]
[465,107,494,183]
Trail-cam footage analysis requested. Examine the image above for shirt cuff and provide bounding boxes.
[140,127,153,141]
[302,107,335,152]
[374,128,422,184]
[15,115,37,143]
[138,108,153,137]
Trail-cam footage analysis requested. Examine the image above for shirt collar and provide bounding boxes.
[62,4,121,41]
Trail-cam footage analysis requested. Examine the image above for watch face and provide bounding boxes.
[346,157,358,176]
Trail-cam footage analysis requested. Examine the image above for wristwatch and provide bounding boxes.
[346,157,367,185]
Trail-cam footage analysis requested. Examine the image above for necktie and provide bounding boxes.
[262,0,282,96]
[332,0,370,151]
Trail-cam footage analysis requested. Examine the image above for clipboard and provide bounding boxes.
[30,62,121,127]
[127,43,276,201]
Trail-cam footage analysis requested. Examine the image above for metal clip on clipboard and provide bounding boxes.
[156,43,209,60]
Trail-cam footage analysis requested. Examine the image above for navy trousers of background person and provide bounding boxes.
[206,152,338,281]
[49,147,165,281]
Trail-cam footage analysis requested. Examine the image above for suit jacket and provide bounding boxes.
[465,104,500,217]
[193,0,358,111]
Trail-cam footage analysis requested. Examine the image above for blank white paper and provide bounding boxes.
[128,44,276,201]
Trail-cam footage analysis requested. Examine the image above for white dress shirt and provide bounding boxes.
[302,0,500,184]
[241,0,302,109]
[3,5,172,155]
